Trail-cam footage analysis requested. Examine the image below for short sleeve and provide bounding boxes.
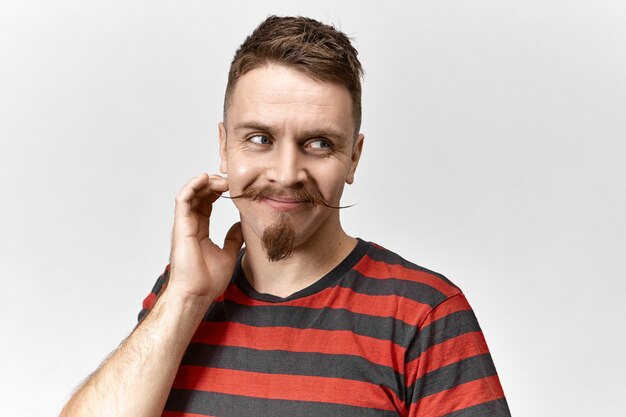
[137,265,170,323]
[404,293,511,417]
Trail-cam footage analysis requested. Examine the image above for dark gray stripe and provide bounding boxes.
[182,343,406,401]
[409,354,498,401]
[233,238,370,302]
[364,245,458,291]
[205,300,417,348]
[166,389,400,417]
[338,269,449,308]
[406,309,482,362]
[137,308,149,323]
[442,398,511,417]
[137,269,169,322]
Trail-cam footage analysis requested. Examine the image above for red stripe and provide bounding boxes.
[404,331,490,386]
[418,294,472,328]
[225,284,432,325]
[353,256,459,298]
[141,265,171,311]
[192,321,405,372]
[172,365,400,411]
[412,375,505,416]
[142,292,157,310]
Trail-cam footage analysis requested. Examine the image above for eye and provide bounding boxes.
[248,134,272,145]
[307,139,332,150]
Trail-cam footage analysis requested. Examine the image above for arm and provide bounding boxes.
[405,294,511,417]
[60,174,243,417]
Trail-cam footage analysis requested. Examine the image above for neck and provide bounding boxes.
[241,217,357,298]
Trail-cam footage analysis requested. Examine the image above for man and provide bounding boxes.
[61,16,510,417]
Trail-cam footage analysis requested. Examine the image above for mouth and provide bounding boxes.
[224,184,349,210]
[267,196,305,203]
[260,196,309,212]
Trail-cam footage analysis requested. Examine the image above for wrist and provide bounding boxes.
[156,287,215,319]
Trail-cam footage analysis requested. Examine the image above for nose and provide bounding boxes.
[265,142,307,187]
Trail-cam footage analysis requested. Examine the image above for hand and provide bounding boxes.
[167,173,244,303]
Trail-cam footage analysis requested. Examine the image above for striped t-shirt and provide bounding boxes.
[140,238,510,417]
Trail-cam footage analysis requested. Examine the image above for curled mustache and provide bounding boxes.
[221,184,354,209]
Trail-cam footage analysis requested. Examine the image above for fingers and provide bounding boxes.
[174,174,227,216]
[222,222,244,260]
[177,174,228,204]
[192,175,229,207]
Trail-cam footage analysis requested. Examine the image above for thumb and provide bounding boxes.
[222,222,244,259]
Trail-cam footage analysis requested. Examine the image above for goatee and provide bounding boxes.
[261,213,296,262]
[225,183,351,261]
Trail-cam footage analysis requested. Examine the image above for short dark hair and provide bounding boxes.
[224,16,364,133]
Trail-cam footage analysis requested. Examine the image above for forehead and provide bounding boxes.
[226,65,354,137]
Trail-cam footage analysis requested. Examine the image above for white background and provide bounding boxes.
[1,1,625,415]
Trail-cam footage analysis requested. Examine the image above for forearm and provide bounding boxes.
[60,291,211,417]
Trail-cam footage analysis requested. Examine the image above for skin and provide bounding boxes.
[219,64,364,296]
[59,63,364,416]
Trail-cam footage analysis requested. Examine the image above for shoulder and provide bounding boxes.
[354,241,462,305]
[339,240,470,329]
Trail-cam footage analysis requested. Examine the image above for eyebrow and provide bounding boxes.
[232,121,275,134]
[232,121,348,141]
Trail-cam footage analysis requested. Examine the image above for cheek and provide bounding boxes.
[227,158,255,191]
[228,156,254,178]
[315,168,348,199]
[233,163,251,177]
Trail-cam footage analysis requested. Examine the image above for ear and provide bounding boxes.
[218,122,228,174]
[346,133,365,184]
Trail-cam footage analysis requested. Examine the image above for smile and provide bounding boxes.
[261,197,309,212]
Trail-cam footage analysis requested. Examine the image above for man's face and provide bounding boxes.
[219,64,364,258]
